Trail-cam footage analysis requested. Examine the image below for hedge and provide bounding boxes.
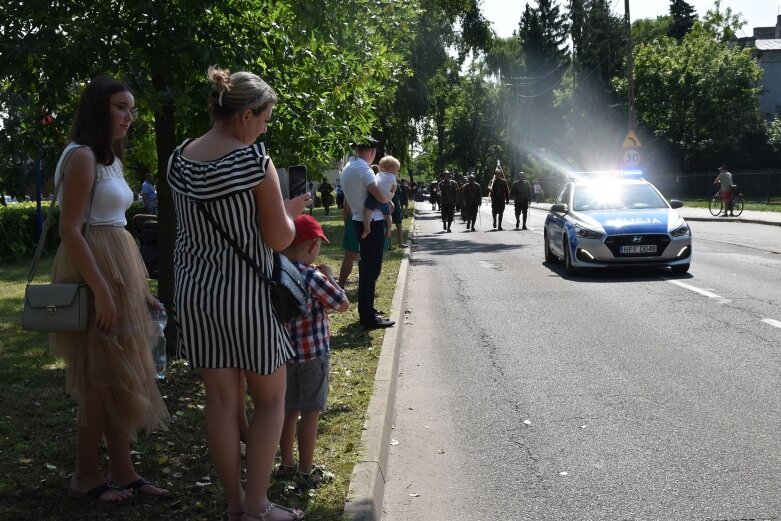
[0,201,145,263]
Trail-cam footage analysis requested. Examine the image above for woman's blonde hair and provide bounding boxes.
[207,66,278,122]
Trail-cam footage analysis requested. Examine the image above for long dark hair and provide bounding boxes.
[70,76,130,165]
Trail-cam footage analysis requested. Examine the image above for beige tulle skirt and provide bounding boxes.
[50,226,169,440]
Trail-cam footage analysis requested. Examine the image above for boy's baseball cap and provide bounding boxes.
[293,214,330,244]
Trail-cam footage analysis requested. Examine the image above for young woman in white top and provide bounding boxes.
[51,77,170,502]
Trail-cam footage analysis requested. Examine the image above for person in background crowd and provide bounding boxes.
[438,170,459,233]
[398,179,409,218]
[340,138,395,330]
[319,177,333,216]
[51,76,170,503]
[168,66,307,521]
[489,167,510,230]
[510,171,532,230]
[335,179,344,209]
[141,173,157,214]
[533,180,542,203]
[429,178,439,211]
[462,174,482,231]
[714,165,734,217]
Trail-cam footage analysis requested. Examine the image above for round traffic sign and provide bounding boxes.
[623,149,641,166]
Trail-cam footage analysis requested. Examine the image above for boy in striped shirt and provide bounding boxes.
[277,215,349,489]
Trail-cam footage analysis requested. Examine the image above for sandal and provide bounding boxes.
[243,502,304,520]
[68,481,131,502]
[294,465,333,491]
[123,477,171,499]
[274,459,298,480]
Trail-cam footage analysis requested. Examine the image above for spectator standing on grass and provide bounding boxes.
[533,181,542,203]
[168,66,307,521]
[319,177,333,215]
[340,138,395,330]
[51,76,170,503]
[335,179,344,209]
[141,173,157,214]
[277,215,349,490]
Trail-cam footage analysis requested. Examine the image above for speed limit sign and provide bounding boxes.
[623,148,641,167]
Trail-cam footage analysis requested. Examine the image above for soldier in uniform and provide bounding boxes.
[488,168,510,230]
[429,179,439,211]
[462,174,482,231]
[438,170,460,232]
[510,171,532,229]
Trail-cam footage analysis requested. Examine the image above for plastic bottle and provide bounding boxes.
[149,307,167,380]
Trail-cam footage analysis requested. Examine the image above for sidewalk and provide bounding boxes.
[341,202,781,521]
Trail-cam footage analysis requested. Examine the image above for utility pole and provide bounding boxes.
[625,0,637,131]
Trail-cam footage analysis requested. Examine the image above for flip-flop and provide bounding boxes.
[123,478,171,499]
[68,481,130,502]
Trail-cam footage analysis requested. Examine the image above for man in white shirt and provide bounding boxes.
[714,165,734,217]
[340,138,394,329]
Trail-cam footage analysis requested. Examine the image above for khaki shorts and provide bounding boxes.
[285,353,330,412]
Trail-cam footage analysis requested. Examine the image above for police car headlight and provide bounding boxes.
[670,223,690,237]
[575,224,603,240]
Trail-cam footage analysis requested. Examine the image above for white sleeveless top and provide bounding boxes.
[55,143,134,226]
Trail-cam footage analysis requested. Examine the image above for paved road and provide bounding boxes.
[381,203,781,520]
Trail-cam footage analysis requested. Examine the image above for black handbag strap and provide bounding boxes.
[27,145,97,283]
[194,202,275,287]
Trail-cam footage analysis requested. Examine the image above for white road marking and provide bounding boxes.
[761,318,781,329]
[666,279,732,304]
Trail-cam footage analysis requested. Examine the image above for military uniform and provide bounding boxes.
[438,175,460,232]
[510,176,532,229]
[429,180,439,211]
[462,178,482,231]
[489,175,510,230]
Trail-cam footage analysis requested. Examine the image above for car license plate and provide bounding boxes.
[620,244,657,254]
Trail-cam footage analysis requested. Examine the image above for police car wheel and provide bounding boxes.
[544,231,557,264]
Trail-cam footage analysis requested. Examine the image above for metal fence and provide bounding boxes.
[650,170,781,203]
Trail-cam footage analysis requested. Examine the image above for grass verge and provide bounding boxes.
[0,207,412,521]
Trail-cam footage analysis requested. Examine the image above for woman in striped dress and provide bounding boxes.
[168,67,309,521]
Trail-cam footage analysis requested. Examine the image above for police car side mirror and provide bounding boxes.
[669,199,684,209]
[551,203,568,213]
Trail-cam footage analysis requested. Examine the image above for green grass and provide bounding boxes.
[0,207,412,521]
[680,198,781,212]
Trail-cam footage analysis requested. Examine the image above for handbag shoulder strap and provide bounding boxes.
[27,145,97,283]
[193,202,275,287]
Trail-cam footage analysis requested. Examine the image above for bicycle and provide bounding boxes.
[708,185,744,217]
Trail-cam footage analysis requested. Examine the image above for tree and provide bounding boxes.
[620,22,763,169]
[668,0,697,40]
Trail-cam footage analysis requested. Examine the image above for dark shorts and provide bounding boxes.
[365,194,391,215]
[285,353,330,412]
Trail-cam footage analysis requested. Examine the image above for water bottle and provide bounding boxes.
[149,307,167,380]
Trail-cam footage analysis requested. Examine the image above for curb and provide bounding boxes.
[342,248,411,521]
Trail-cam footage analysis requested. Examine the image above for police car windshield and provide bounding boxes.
[572,183,667,211]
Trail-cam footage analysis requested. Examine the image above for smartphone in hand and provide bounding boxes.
[288,165,307,199]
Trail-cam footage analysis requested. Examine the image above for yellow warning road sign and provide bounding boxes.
[622,129,642,148]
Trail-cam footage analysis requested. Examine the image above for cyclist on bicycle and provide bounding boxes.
[714,165,734,217]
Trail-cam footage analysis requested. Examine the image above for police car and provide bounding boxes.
[543,172,691,274]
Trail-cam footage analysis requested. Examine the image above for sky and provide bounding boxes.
[481,0,776,40]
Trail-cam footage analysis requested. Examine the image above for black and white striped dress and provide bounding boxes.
[168,140,294,374]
